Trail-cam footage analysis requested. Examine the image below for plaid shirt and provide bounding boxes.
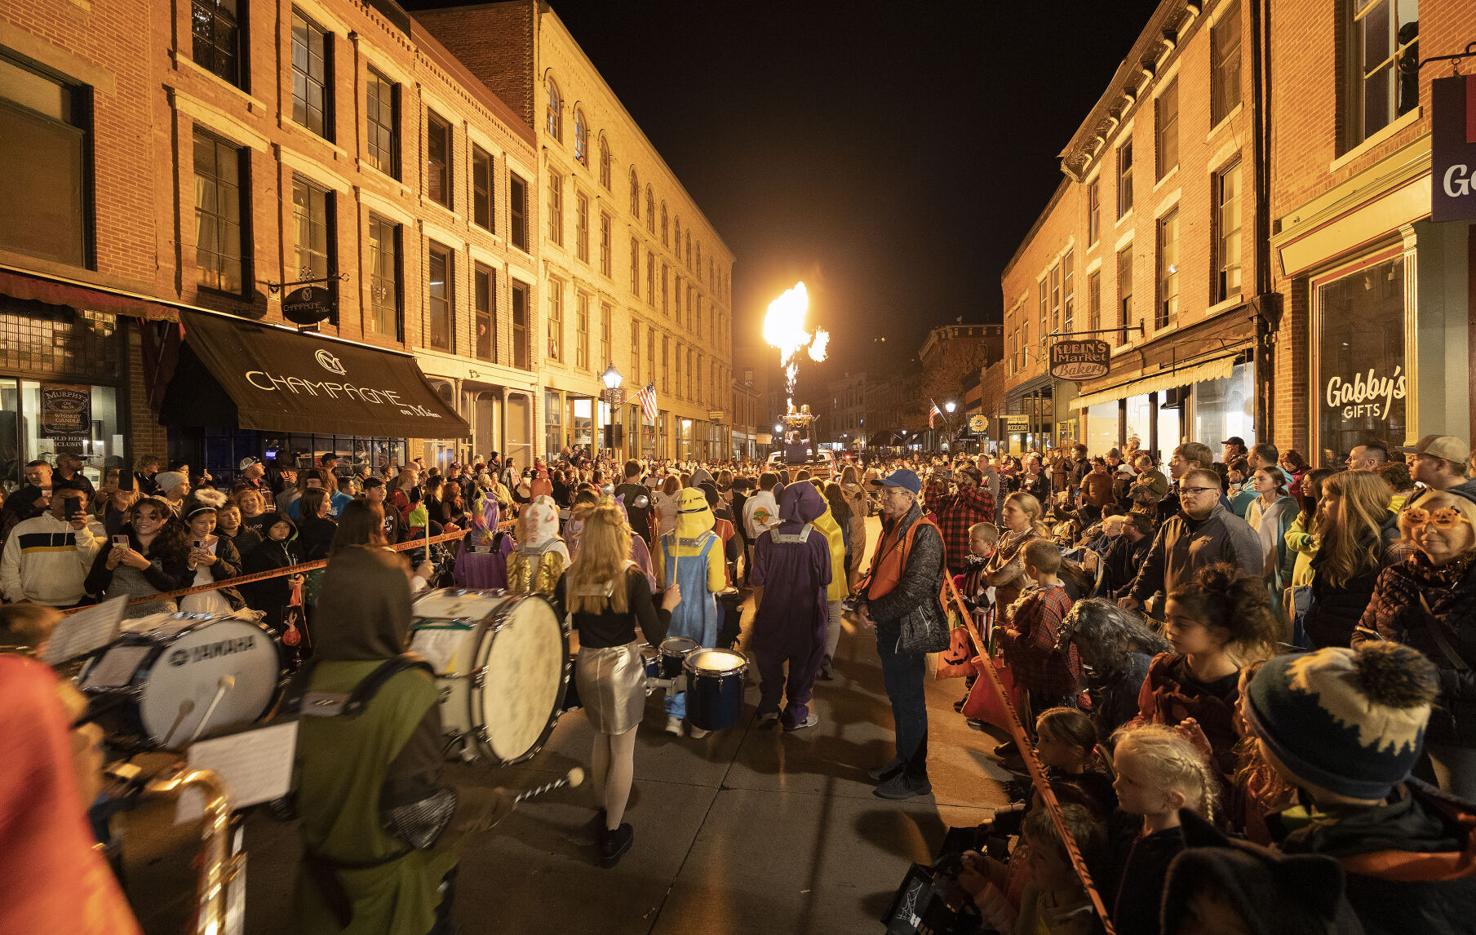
[932,484,996,571]
[999,583,1080,704]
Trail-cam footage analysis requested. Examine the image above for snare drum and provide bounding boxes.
[410,589,568,765]
[657,636,698,679]
[682,648,749,732]
[78,612,283,749]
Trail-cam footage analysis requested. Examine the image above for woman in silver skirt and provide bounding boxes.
[554,500,680,867]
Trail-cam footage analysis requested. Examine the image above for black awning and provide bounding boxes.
[162,310,470,438]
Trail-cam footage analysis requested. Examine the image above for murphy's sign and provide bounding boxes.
[1432,75,1476,223]
[1049,339,1110,381]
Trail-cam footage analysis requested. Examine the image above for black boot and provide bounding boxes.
[600,823,634,868]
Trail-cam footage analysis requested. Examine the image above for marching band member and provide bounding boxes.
[656,488,726,737]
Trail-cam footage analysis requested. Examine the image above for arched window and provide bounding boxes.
[685,231,692,269]
[600,137,612,189]
[673,216,681,253]
[660,202,668,245]
[545,77,562,141]
[696,241,701,273]
[573,108,587,165]
[629,167,639,216]
[645,185,654,234]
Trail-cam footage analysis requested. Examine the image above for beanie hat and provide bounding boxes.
[1245,644,1439,801]
[155,471,187,494]
[1161,810,1361,935]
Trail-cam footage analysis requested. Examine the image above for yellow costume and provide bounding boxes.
[506,496,568,597]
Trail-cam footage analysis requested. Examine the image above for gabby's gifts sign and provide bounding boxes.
[1324,366,1406,422]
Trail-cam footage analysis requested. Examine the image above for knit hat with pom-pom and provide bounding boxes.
[1246,643,1438,800]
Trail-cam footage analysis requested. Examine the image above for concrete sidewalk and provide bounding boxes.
[238,519,1012,934]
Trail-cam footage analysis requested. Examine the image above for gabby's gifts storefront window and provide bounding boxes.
[1315,254,1407,464]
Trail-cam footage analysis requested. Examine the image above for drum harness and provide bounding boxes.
[280,652,453,928]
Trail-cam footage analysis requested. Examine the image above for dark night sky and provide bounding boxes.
[405,0,1159,374]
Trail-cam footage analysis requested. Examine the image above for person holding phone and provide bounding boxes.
[84,497,191,618]
[179,493,244,614]
[0,487,105,606]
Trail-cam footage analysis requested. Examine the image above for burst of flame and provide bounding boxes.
[762,281,829,411]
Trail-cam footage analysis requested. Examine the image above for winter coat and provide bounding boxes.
[1126,503,1263,606]
[866,504,947,655]
[1135,652,1241,781]
[1356,552,1476,748]
[1277,780,1476,935]
[240,514,301,631]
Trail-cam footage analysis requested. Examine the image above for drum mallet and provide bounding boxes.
[187,675,237,745]
[513,767,585,805]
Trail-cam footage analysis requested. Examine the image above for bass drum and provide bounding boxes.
[79,612,283,749]
[410,589,568,765]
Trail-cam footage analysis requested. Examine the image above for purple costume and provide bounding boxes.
[750,483,832,728]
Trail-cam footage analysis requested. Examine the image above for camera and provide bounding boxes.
[841,594,866,615]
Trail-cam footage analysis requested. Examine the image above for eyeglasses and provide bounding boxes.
[1180,486,1219,496]
[1401,506,1473,531]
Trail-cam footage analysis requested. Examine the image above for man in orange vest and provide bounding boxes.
[857,469,947,799]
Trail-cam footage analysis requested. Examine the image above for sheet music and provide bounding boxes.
[79,644,150,691]
[42,595,126,665]
[176,721,299,823]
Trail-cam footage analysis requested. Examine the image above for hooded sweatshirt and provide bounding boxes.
[658,487,726,595]
[240,512,300,629]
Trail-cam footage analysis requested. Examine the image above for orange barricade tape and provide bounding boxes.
[62,519,516,614]
[943,574,1116,935]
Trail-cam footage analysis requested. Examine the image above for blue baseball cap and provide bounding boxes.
[871,469,921,495]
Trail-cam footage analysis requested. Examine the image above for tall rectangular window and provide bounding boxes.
[365,68,398,178]
[1117,140,1134,218]
[1156,208,1179,329]
[575,191,589,262]
[630,237,640,296]
[474,263,495,362]
[0,54,90,267]
[547,170,563,246]
[575,290,589,369]
[426,111,451,208]
[366,214,400,338]
[1156,79,1178,179]
[192,0,242,88]
[1211,0,1243,125]
[646,253,655,307]
[193,128,244,293]
[1087,269,1101,333]
[661,263,669,316]
[1213,159,1243,303]
[1346,0,1419,147]
[648,331,657,392]
[472,146,493,231]
[599,212,612,277]
[547,278,563,361]
[290,174,332,282]
[675,343,683,398]
[661,336,669,393]
[600,302,612,366]
[427,242,453,351]
[1062,250,1075,334]
[511,280,530,369]
[1037,279,1048,339]
[290,10,331,139]
[1087,179,1100,246]
[1049,263,1061,333]
[631,320,641,383]
[509,172,528,251]
[1116,246,1134,344]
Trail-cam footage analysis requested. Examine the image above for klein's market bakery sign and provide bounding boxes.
[1324,365,1407,421]
[1049,339,1110,381]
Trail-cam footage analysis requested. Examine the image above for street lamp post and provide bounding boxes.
[601,363,623,458]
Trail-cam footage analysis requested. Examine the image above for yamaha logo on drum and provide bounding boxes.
[171,636,257,665]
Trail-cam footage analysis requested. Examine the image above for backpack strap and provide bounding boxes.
[284,653,435,719]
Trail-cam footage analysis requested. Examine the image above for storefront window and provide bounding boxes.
[1192,361,1255,453]
[1,380,120,490]
[570,397,594,448]
[1316,255,1406,462]
[1157,399,1183,455]
[1124,395,1152,457]
[1086,401,1119,456]
[544,389,563,456]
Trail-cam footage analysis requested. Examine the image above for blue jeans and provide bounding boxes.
[877,634,929,782]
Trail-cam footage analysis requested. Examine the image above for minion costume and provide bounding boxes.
[657,488,726,727]
[506,496,569,598]
[810,491,850,669]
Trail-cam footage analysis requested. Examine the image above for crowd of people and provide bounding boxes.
[3,428,1476,933]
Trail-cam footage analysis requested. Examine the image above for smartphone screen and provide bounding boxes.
[193,539,205,550]
[112,535,129,547]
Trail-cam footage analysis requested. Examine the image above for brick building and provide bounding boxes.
[1268,0,1476,461]
[1037,0,1264,460]
[414,0,737,463]
[1,0,546,487]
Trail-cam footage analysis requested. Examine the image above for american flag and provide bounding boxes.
[636,383,659,423]
[928,398,942,429]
